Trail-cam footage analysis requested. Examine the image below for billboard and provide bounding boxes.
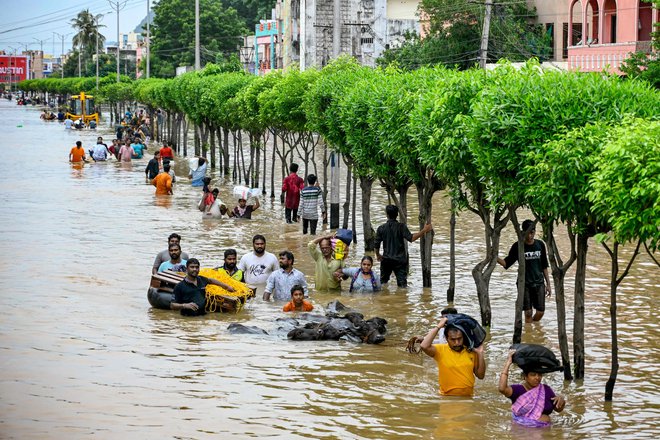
[0,55,28,83]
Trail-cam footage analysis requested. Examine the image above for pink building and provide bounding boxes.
[567,0,658,73]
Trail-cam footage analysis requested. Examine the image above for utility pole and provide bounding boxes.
[479,0,493,69]
[54,32,68,78]
[109,0,128,82]
[195,0,200,70]
[96,14,103,89]
[146,0,150,78]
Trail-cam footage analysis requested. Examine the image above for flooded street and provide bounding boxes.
[0,100,658,439]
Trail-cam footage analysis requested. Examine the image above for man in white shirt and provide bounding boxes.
[237,234,279,289]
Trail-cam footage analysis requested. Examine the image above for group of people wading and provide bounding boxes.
[60,111,566,428]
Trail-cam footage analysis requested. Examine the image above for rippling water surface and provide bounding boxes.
[0,101,658,439]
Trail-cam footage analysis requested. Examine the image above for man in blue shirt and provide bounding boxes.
[131,138,146,159]
[158,244,187,273]
[263,251,309,301]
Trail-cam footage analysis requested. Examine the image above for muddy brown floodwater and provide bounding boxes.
[0,101,658,439]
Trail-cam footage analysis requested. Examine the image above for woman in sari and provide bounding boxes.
[498,349,565,427]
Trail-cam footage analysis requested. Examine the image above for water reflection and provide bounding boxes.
[0,101,658,439]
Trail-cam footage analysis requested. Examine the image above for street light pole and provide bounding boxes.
[109,0,128,82]
[195,0,200,70]
[146,0,150,78]
[54,32,70,78]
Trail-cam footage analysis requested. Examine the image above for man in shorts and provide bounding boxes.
[498,219,552,322]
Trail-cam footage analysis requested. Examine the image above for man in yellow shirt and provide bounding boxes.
[420,317,486,396]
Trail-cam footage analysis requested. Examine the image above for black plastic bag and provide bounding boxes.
[511,343,563,374]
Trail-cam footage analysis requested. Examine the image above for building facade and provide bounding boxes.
[566,0,658,73]
[525,0,658,73]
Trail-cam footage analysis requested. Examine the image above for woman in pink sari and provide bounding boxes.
[498,349,565,427]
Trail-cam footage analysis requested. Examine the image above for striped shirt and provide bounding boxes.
[300,186,324,220]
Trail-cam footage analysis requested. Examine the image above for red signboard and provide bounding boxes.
[0,55,28,83]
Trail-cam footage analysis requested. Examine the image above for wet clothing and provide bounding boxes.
[215,266,244,282]
[158,259,187,273]
[152,172,172,195]
[173,276,209,316]
[119,145,134,162]
[510,384,556,416]
[502,239,549,311]
[69,146,86,162]
[308,241,343,290]
[64,119,73,129]
[282,173,304,222]
[232,204,255,219]
[131,143,145,159]
[145,157,160,179]
[153,249,189,273]
[302,218,318,235]
[264,268,309,301]
[502,239,549,287]
[191,162,207,187]
[237,251,279,287]
[375,219,413,287]
[283,300,314,312]
[300,186,324,221]
[432,344,477,396]
[342,268,381,293]
[160,146,174,159]
[91,143,108,161]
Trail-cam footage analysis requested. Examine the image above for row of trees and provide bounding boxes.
[19,60,659,400]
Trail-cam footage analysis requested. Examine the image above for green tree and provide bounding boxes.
[587,118,660,401]
[378,0,550,70]
[150,0,248,77]
[620,0,660,88]
[221,0,275,30]
[70,9,106,76]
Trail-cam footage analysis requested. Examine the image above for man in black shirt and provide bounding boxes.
[171,259,235,316]
[145,150,161,182]
[498,219,552,322]
[374,205,433,288]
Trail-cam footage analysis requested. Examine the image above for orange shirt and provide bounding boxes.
[69,146,86,162]
[152,172,172,195]
[283,300,314,312]
[160,146,174,159]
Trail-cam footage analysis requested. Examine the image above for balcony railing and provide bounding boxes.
[567,41,653,73]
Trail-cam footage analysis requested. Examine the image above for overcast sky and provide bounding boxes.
[0,0,150,56]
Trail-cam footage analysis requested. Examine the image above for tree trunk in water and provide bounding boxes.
[360,176,375,252]
[604,242,619,401]
[321,144,329,215]
[544,221,575,381]
[351,172,357,243]
[182,117,189,157]
[448,202,456,304]
[342,160,352,229]
[573,233,589,380]
[270,130,277,198]
[209,126,216,169]
[510,208,526,344]
[472,207,508,330]
[415,180,436,288]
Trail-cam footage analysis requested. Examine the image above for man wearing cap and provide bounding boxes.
[420,316,486,396]
[498,219,552,323]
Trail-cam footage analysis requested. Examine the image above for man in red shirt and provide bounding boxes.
[281,163,304,223]
[159,142,174,160]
